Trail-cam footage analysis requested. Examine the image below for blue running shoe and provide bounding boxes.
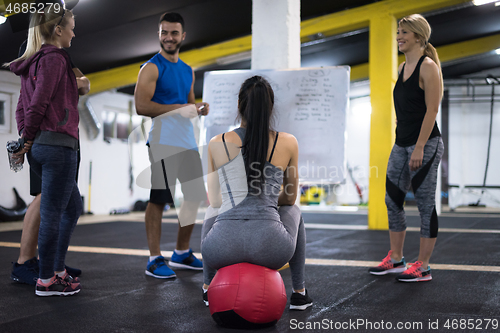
[145,256,176,279]
[11,257,39,286]
[169,249,203,270]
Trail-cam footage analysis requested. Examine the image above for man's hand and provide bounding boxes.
[196,102,210,116]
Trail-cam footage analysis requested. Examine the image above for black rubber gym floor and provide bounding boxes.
[0,211,499,333]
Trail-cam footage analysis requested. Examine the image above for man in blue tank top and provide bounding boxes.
[134,12,209,279]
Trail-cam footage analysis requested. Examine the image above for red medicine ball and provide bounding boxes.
[208,262,287,329]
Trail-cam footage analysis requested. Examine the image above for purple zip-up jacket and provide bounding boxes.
[10,44,79,149]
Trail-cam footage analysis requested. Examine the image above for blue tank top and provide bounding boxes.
[216,127,283,222]
[144,53,197,150]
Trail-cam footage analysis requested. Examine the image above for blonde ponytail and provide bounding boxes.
[23,13,45,61]
[424,42,443,95]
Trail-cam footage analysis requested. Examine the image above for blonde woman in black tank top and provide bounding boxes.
[369,14,445,282]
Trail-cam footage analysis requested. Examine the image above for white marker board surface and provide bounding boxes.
[201,66,349,183]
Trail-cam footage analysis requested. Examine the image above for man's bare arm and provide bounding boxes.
[134,63,190,117]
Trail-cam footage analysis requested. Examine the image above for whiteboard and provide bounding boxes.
[201,66,349,183]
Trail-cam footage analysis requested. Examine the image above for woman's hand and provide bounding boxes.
[12,151,25,165]
[23,139,33,152]
[11,139,33,165]
[409,146,424,171]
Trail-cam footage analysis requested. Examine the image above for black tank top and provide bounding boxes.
[393,55,440,147]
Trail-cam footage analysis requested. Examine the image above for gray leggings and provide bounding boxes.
[385,136,444,238]
[201,204,306,290]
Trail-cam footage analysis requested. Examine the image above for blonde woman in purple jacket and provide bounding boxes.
[7,5,82,296]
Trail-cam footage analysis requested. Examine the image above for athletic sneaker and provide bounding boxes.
[65,265,82,278]
[396,261,432,282]
[11,257,82,285]
[169,249,203,270]
[145,256,176,279]
[35,275,81,296]
[369,250,407,275]
[11,257,39,286]
[290,290,313,310]
[60,270,80,283]
[203,289,209,307]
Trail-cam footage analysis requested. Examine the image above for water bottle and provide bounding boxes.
[6,139,23,173]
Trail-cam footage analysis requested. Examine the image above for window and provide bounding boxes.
[102,111,116,140]
[102,110,143,143]
[0,92,11,133]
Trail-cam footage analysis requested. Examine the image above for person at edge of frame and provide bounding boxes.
[7,4,85,296]
[9,34,89,286]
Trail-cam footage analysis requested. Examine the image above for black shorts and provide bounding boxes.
[29,167,42,196]
[148,144,206,205]
[29,147,81,196]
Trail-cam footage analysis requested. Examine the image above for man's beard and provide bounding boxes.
[161,41,182,55]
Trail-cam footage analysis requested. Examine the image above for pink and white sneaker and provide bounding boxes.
[396,261,432,282]
[35,275,81,296]
[369,250,407,275]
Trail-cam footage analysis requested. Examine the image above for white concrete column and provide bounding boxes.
[251,0,301,70]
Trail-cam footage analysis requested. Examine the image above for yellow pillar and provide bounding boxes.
[368,11,397,230]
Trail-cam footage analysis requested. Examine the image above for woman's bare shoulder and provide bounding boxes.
[276,131,298,151]
[209,132,241,158]
[209,133,223,144]
[420,57,440,82]
[398,61,405,74]
[421,57,439,72]
[277,131,297,143]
